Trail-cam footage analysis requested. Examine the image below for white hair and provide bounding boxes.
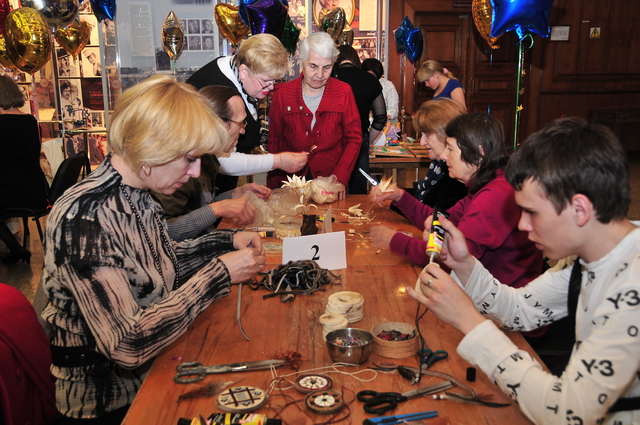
[299,32,338,62]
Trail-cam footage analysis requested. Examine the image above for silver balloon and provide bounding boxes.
[21,0,80,30]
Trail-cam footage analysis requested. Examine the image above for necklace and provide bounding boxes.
[120,184,180,290]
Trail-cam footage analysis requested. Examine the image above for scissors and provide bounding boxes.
[418,348,448,369]
[174,359,285,384]
[357,380,454,414]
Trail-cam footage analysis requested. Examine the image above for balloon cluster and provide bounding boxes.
[0,0,117,74]
[214,0,300,55]
[318,7,353,46]
[394,17,423,63]
[472,0,554,48]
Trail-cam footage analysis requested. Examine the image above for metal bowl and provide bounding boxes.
[325,328,374,364]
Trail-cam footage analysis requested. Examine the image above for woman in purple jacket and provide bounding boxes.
[371,113,542,291]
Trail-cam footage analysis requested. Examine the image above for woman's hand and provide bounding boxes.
[370,225,396,249]
[232,183,272,200]
[370,185,403,205]
[276,152,308,173]
[218,247,265,284]
[406,264,486,335]
[233,231,264,254]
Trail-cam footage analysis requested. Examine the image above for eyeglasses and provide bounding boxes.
[252,74,276,90]
[228,118,247,129]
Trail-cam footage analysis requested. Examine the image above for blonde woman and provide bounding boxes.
[416,59,466,110]
[40,75,266,423]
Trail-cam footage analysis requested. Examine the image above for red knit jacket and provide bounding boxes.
[267,76,362,188]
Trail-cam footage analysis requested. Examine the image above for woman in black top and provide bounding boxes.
[333,45,387,194]
[0,75,48,264]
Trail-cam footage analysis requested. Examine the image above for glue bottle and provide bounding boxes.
[177,413,281,425]
[426,208,448,264]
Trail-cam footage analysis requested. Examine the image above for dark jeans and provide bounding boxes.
[348,133,370,195]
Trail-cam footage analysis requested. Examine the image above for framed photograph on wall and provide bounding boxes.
[81,47,102,77]
[57,50,81,78]
[80,14,99,46]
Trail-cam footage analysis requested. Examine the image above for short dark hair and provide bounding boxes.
[0,75,25,110]
[361,58,383,79]
[336,45,361,67]
[506,117,630,223]
[445,113,508,193]
[199,85,241,122]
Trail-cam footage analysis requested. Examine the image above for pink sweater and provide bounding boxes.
[390,170,542,289]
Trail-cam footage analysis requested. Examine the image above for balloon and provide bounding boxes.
[214,3,250,47]
[55,19,91,60]
[162,11,184,61]
[20,0,79,30]
[281,15,300,55]
[490,0,554,40]
[337,27,354,46]
[393,16,423,63]
[0,0,10,34]
[242,0,288,38]
[0,35,17,70]
[4,7,52,74]
[90,0,115,22]
[319,7,345,43]
[472,0,500,49]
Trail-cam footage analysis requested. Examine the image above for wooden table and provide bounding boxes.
[369,156,432,186]
[122,196,535,425]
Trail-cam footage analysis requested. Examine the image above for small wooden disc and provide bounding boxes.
[216,386,267,413]
[305,390,344,415]
[294,374,333,394]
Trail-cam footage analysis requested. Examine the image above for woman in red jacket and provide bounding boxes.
[266,32,361,200]
[371,113,542,292]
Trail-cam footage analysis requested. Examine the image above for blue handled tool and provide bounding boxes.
[362,410,439,424]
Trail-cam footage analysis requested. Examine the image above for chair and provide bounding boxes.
[0,151,90,247]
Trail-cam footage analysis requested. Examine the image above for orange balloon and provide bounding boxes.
[0,34,18,70]
[214,3,249,46]
[472,0,500,49]
[4,7,52,74]
[55,19,92,60]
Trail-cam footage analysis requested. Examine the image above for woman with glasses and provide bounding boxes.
[155,86,305,242]
[187,34,306,194]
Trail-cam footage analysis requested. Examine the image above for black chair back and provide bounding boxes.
[49,151,90,206]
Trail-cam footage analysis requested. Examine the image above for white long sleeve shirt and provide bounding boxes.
[217,151,275,176]
[455,228,640,425]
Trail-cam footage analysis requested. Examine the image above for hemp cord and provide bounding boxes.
[268,363,378,393]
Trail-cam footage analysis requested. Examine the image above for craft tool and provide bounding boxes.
[358,168,379,187]
[362,410,439,425]
[357,380,454,414]
[174,360,285,384]
[426,208,447,264]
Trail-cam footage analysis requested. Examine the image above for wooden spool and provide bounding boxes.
[216,386,267,413]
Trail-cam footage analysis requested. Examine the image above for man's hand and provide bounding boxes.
[210,197,256,227]
[422,215,475,280]
[218,247,265,284]
[406,264,486,335]
[276,152,308,173]
[232,183,272,200]
[370,225,396,249]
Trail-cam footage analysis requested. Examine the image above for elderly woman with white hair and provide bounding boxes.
[39,75,266,423]
[266,31,361,200]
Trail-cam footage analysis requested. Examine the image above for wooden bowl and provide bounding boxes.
[371,322,420,359]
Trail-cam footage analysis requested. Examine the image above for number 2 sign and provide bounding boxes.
[282,231,347,271]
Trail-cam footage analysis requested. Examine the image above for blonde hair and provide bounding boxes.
[414,98,466,142]
[236,33,288,79]
[108,75,227,174]
[416,60,457,83]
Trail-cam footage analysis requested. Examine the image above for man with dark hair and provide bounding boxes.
[407,117,640,424]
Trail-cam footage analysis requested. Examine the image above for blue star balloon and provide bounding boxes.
[241,0,288,39]
[90,0,116,22]
[490,0,554,40]
[393,17,423,63]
